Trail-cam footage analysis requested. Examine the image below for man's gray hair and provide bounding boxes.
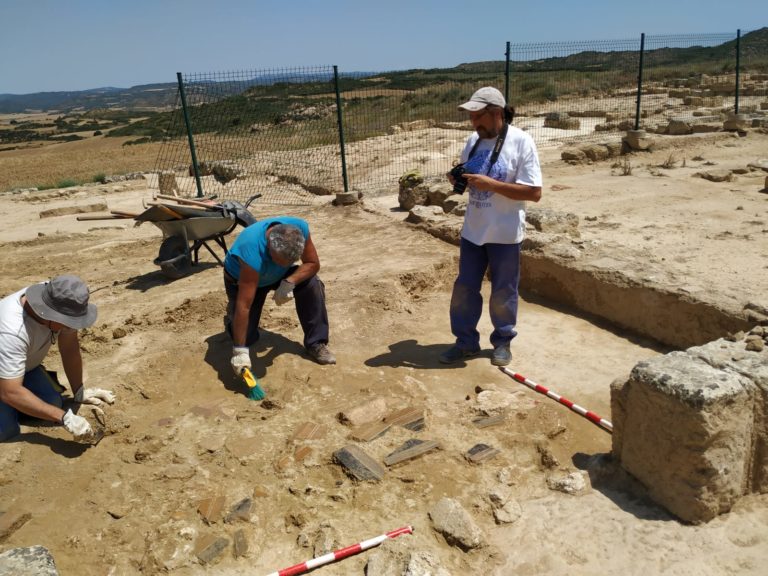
[268,224,305,263]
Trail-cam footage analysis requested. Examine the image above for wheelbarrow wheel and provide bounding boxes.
[155,235,191,279]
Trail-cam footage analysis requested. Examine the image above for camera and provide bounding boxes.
[450,164,469,194]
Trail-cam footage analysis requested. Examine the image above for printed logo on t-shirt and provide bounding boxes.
[465,149,507,208]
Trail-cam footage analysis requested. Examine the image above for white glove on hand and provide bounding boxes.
[62,408,94,443]
[273,279,295,306]
[231,346,251,375]
[74,387,116,406]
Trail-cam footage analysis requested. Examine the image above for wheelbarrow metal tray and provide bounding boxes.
[152,214,236,241]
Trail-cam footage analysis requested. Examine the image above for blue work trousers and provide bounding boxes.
[449,237,521,351]
[0,366,64,442]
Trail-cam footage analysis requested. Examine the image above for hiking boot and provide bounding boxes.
[308,343,336,365]
[491,344,512,366]
[439,345,480,364]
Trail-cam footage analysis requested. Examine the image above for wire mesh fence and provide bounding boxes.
[739,28,768,116]
[337,63,506,196]
[639,33,737,128]
[507,38,641,146]
[154,67,340,206]
[151,29,767,205]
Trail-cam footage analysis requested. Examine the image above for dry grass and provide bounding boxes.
[0,136,161,191]
[611,156,632,176]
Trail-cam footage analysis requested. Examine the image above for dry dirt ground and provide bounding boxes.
[0,129,767,575]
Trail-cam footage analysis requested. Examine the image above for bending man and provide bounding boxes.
[223,217,335,377]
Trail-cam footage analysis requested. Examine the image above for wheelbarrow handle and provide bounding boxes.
[155,194,222,210]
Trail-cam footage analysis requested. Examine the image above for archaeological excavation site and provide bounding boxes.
[1,30,768,575]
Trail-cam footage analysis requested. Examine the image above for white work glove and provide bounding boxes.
[62,408,94,443]
[273,279,295,306]
[74,387,116,406]
[231,346,251,375]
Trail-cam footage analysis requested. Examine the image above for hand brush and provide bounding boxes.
[240,367,266,400]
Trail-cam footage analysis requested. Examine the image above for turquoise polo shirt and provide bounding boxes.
[224,216,309,287]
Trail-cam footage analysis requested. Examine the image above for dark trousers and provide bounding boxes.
[224,266,330,349]
[449,237,521,350]
[0,367,63,442]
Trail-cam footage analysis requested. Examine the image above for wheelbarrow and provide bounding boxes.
[137,194,260,279]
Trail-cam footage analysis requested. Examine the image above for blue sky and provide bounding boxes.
[1,0,765,94]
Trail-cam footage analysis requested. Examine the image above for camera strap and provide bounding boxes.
[467,122,508,175]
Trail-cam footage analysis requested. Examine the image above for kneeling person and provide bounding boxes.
[0,275,116,443]
[224,217,335,376]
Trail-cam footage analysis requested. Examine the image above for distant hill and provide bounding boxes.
[455,27,768,73]
[2,28,765,114]
[0,83,179,114]
[0,72,350,114]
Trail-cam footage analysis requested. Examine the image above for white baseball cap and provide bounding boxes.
[458,87,506,111]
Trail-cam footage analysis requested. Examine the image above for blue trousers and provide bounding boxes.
[0,366,64,442]
[449,237,521,350]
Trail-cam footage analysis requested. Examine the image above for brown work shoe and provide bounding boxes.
[307,343,336,365]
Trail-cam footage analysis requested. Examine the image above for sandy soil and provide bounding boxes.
[0,129,766,575]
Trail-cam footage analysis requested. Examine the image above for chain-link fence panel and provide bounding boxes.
[339,62,506,194]
[639,33,737,133]
[154,67,340,206]
[507,39,641,148]
[738,29,768,118]
[150,30,763,205]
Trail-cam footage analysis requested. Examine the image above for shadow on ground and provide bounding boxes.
[365,338,492,369]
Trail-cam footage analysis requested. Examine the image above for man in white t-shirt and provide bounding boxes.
[440,87,543,366]
[0,275,115,443]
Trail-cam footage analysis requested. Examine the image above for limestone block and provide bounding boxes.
[582,144,611,161]
[526,207,580,237]
[338,397,388,427]
[428,498,484,551]
[441,194,467,214]
[561,148,587,163]
[723,114,749,131]
[406,205,446,225]
[668,89,690,98]
[426,182,453,208]
[0,546,58,575]
[158,171,180,196]
[690,123,721,133]
[686,339,768,493]
[623,129,653,151]
[398,170,428,210]
[612,349,756,523]
[544,112,580,130]
[667,119,693,135]
[398,184,429,211]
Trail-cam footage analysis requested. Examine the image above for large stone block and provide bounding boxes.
[0,546,58,575]
[623,129,653,150]
[612,338,768,523]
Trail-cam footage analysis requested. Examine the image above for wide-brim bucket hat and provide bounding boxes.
[25,275,97,329]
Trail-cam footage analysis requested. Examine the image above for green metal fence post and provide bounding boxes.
[634,33,645,131]
[504,41,511,105]
[176,72,204,198]
[333,66,350,193]
[735,29,741,114]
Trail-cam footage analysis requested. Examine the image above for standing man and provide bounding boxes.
[0,275,115,442]
[440,87,542,366]
[223,216,335,376]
